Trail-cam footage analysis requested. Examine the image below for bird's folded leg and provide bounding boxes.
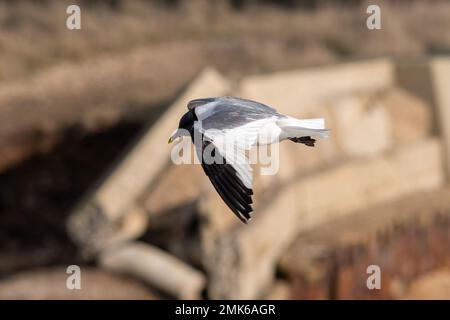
[289,136,316,147]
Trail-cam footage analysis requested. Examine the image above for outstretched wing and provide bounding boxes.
[188,96,281,131]
[191,96,283,150]
[196,138,254,223]
[189,96,282,222]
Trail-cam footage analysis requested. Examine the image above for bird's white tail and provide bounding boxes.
[277,117,330,139]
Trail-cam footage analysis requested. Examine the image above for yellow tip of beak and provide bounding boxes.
[168,137,173,144]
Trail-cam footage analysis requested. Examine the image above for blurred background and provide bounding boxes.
[0,0,450,300]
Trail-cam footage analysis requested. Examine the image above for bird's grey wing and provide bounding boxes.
[189,96,282,131]
[196,138,253,223]
[188,98,216,111]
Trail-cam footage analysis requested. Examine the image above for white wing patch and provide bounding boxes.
[206,134,253,189]
[204,117,281,149]
[194,101,221,121]
[194,117,283,189]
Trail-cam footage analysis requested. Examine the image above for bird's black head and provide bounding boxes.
[178,110,195,130]
[168,110,196,144]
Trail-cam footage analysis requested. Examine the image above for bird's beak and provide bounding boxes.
[168,129,183,144]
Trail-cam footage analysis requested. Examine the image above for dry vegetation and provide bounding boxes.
[1,0,450,83]
[1,0,450,163]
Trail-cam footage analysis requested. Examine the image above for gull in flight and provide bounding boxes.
[168,97,329,223]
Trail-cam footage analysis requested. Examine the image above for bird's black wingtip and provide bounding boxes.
[240,210,253,224]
